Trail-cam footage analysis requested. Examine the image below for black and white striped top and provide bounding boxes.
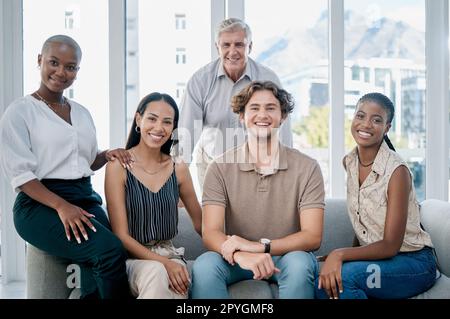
[125,164,179,244]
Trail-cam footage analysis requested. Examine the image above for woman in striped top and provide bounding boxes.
[105,92,202,299]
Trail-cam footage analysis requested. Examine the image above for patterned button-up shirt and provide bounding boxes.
[344,141,433,252]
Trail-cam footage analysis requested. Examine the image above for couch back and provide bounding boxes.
[315,198,353,256]
[173,198,354,259]
[173,210,206,260]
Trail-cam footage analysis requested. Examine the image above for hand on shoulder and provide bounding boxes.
[106,148,134,169]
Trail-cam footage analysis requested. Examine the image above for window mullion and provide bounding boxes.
[0,0,26,284]
[425,0,449,200]
[329,0,345,198]
[109,0,127,148]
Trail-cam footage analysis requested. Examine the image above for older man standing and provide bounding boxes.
[178,18,293,189]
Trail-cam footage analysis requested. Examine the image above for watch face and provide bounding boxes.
[260,238,270,244]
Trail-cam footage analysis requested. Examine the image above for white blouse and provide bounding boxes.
[0,95,98,192]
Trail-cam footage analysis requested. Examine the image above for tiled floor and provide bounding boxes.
[0,280,26,299]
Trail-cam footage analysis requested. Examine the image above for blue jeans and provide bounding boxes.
[315,247,437,299]
[191,250,318,299]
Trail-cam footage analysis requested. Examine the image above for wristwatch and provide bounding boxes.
[259,238,271,254]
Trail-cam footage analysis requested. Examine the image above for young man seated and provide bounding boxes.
[191,81,325,299]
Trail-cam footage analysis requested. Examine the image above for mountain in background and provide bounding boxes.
[255,10,425,78]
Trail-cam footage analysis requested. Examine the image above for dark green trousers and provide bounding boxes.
[13,177,130,299]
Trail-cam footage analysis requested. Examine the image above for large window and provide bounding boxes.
[23,0,110,198]
[345,0,426,200]
[125,0,211,134]
[246,0,330,194]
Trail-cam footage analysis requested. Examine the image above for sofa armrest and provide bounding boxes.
[420,199,450,277]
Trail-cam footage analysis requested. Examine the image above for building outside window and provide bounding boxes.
[175,13,186,30]
[65,11,74,29]
[64,5,80,30]
[176,82,186,99]
[344,0,426,200]
[176,47,187,64]
[68,88,75,99]
[125,0,210,127]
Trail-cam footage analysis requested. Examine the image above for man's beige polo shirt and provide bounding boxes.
[202,142,325,241]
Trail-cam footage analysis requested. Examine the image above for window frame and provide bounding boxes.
[0,0,26,284]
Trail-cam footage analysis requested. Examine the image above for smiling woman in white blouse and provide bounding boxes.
[0,35,133,299]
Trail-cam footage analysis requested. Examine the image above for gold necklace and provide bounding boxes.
[130,150,169,175]
[34,91,68,112]
[356,149,374,167]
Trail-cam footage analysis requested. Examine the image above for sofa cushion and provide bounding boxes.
[411,273,450,299]
[186,261,275,298]
[229,280,274,299]
[315,198,353,257]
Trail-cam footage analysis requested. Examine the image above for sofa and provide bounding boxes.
[26,198,450,299]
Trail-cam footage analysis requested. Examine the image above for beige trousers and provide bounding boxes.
[126,241,188,299]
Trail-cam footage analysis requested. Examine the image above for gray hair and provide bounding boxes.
[215,18,252,44]
[41,35,82,60]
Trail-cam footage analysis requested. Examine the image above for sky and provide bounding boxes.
[347,0,425,31]
[245,0,425,41]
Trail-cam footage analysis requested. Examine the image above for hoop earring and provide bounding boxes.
[135,126,141,134]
